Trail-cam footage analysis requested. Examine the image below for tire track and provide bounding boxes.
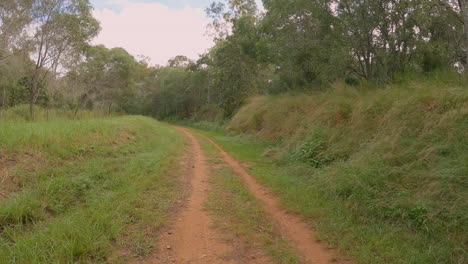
[151,127,236,263]
[197,131,353,264]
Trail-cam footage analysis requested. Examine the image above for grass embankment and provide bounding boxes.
[194,132,300,263]
[192,81,468,264]
[0,116,185,263]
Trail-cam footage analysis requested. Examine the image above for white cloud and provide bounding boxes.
[92,2,214,65]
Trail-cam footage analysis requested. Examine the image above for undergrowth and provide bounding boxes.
[0,104,110,121]
[194,80,467,263]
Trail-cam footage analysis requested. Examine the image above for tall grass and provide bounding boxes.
[206,79,467,263]
[0,104,110,122]
[0,116,185,263]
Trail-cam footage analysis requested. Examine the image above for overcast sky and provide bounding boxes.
[90,0,219,66]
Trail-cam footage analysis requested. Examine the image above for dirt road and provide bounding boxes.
[151,127,237,263]
[151,127,351,264]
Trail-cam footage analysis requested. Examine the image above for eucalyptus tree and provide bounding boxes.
[168,55,192,68]
[28,0,99,118]
[455,0,468,70]
[67,46,139,115]
[0,0,35,117]
[334,0,422,80]
[260,0,342,89]
[259,0,465,85]
[416,0,465,72]
[0,0,34,61]
[205,0,262,117]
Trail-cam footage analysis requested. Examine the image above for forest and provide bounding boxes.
[1,0,467,120]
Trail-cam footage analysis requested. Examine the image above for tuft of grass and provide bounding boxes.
[0,116,186,263]
[191,81,468,264]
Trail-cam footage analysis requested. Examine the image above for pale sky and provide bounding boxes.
[91,0,217,66]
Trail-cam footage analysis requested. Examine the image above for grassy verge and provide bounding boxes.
[189,81,467,264]
[0,104,110,122]
[190,126,466,264]
[194,132,300,263]
[0,116,185,263]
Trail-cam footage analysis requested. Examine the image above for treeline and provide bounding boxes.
[1,0,467,120]
[142,0,468,119]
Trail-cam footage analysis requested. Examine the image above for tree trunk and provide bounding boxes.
[107,102,113,115]
[460,0,468,70]
[29,99,35,120]
[74,93,89,118]
[30,70,40,120]
[464,1,468,71]
[0,86,6,119]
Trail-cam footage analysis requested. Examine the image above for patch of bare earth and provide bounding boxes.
[0,154,18,201]
[143,127,238,264]
[113,130,136,145]
[0,151,45,201]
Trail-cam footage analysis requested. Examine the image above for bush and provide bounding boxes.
[344,76,360,86]
[293,129,334,168]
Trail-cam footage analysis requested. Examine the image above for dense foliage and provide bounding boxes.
[136,0,468,119]
[0,0,467,119]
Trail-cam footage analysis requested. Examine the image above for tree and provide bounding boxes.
[457,0,468,70]
[206,0,258,40]
[0,53,35,110]
[28,0,99,118]
[261,0,342,88]
[0,0,34,117]
[205,0,262,116]
[168,55,192,68]
[67,46,138,116]
[0,0,34,61]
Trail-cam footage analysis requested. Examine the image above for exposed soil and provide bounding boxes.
[198,131,353,264]
[148,127,237,263]
[0,155,17,200]
[149,127,353,264]
[0,151,44,201]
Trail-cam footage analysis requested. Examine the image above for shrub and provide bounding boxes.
[345,76,360,86]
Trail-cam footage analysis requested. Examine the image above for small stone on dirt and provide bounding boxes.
[166,245,171,249]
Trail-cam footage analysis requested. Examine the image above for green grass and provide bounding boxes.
[194,132,300,263]
[0,104,109,122]
[188,81,468,264]
[0,116,185,263]
[196,129,466,264]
